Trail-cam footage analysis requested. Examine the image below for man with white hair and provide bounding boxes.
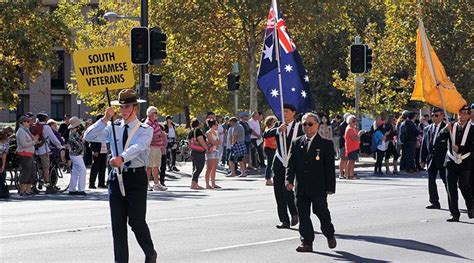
[145,106,167,191]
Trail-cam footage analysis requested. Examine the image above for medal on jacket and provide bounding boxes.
[315,149,320,161]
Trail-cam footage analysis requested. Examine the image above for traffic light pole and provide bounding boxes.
[139,0,148,119]
[233,62,239,116]
[354,36,363,129]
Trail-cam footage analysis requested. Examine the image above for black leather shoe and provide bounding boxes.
[290,215,299,226]
[145,252,157,263]
[327,236,337,249]
[446,217,459,222]
[89,185,97,189]
[426,204,441,209]
[296,243,313,252]
[276,223,290,229]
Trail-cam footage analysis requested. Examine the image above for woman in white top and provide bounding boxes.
[205,119,221,189]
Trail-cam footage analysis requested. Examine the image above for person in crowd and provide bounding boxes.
[216,115,226,168]
[330,115,342,159]
[164,115,179,172]
[384,116,399,174]
[203,112,216,133]
[46,119,65,164]
[400,112,419,173]
[263,104,302,229]
[145,107,167,191]
[0,128,13,198]
[338,113,351,179]
[227,117,247,178]
[188,118,207,190]
[205,119,221,189]
[345,115,364,180]
[221,116,230,167]
[442,105,474,222]
[88,115,108,189]
[84,89,157,262]
[83,119,94,167]
[263,116,277,186]
[67,117,87,196]
[414,118,424,171]
[396,111,408,171]
[34,112,62,194]
[158,122,169,187]
[239,112,252,170]
[58,113,71,143]
[248,111,265,169]
[15,116,39,196]
[420,107,448,210]
[318,113,333,141]
[286,112,337,252]
[372,119,387,175]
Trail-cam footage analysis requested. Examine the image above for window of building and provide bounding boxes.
[51,51,65,89]
[51,95,65,120]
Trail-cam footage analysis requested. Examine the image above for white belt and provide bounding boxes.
[447,151,471,164]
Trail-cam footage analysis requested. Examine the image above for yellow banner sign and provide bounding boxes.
[73,46,134,93]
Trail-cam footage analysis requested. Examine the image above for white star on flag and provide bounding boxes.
[271,89,279,97]
[304,75,309,82]
[301,90,307,98]
[291,87,296,92]
[284,64,293,72]
[263,44,273,62]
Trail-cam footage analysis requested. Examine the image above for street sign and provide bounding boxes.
[73,46,135,93]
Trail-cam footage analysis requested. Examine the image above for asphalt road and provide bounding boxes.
[1,162,473,263]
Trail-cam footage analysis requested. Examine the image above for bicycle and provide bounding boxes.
[32,153,70,193]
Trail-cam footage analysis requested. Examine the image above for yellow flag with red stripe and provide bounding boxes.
[411,21,466,113]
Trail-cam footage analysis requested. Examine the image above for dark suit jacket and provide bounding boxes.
[420,122,447,170]
[286,134,336,197]
[263,120,304,176]
[442,122,474,171]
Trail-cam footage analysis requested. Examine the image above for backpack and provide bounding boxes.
[399,124,408,144]
[30,123,46,148]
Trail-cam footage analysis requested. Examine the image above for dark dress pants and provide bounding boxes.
[446,165,473,218]
[402,142,416,171]
[264,148,275,180]
[273,160,297,224]
[191,151,205,183]
[375,150,385,173]
[427,166,447,205]
[90,153,107,187]
[160,154,167,185]
[296,194,335,245]
[109,168,156,262]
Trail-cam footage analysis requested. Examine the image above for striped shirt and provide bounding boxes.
[145,118,164,148]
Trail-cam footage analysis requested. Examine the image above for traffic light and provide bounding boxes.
[130,27,149,65]
[150,27,167,65]
[149,74,162,92]
[364,45,373,73]
[350,44,365,74]
[227,73,240,91]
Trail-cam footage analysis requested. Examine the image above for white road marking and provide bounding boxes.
[0,210,270,240]
[201,237,299,252]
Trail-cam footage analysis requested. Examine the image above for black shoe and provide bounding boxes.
[89,185,97,189]
[446,217,459,222]
[426,204,441,209]
[290,215,299,226]
[32,188,40,194]
[45,186,57,194]
[145,252,157,263]
[327,236,337,249]
[276,223,290,229]
[296,243,313,252]
[98,185,107,189]
[172,166,180,172]
[77,191,87,196]
[69,191,78,195]
[468,209,474,219]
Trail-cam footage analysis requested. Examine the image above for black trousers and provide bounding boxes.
[374,150,385,173]
[401,142,416,171]
[427,166,447,205]
[191,151,205,183]
[273,160,297,224]
[250,139,265,167]
[167,148,177,167]
[470,157,474,201]
[160,154,167,185]
[446,166,473,218]
[109,167,155,262]
[90,153,107,187]
[264,148,275,180]
[296,194,335,245]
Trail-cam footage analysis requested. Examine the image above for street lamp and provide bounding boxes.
[77,99,82,119]
[103,12,140,22]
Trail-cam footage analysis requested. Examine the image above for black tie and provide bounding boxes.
[122,124,131,167]
[306,138,311,152]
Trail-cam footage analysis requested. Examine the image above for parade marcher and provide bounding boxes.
[164,115,179,172]
[67,116,87,196]
[145,107,167,191]
[16,116,39,196]
[188,118,208,190]
[88,115,108,189]
[420,108,448,209]
[84,89,157,262]
[263,116,277,186]
[263,104,302,229]
[470,103,474,200]
[442,105,474,222]
[286,112,337,252]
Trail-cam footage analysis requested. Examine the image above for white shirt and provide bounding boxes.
[35,122,62,155]
[167,125,176,139]
[432,122,441,145]
[305,133,317,151]
[248,118,262,139]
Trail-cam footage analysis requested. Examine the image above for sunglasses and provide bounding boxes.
[23,120,30,123]
[432,114,440,117]
[302,122,315,127]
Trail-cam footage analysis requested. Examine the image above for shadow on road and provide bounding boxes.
[314,250,390,263]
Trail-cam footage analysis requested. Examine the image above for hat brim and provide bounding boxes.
[110,99,146,106]
[68,123,80,129]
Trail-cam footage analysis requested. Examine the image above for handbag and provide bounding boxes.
[189,129,206,152]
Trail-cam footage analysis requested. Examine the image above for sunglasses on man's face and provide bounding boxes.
[432,114,440,117]
[23,120,30,123]
[302,122,315,127]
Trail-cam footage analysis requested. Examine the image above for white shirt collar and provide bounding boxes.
[305,133,317,143]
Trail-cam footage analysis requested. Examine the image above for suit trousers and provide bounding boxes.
[470,157,474,201]
[273,161,297,224]
[109,168,156,262]
[427,166,447,205]
[90,153,107,187]
[296,194,335,245]
[446,167,473,218]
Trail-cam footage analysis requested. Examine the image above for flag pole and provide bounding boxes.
[272,0,288,163]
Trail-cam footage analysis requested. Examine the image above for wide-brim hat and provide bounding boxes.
[68,116,81,129]
[111,89,146,106]
[283,103,297,112]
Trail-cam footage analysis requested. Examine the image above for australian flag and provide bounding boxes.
[257,1,314,120]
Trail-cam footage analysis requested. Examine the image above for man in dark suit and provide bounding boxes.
[442,105,474,222]
[286,112,336,252]
[263,104,303,229]
[420,108,448,209]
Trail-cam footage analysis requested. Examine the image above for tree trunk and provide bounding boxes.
[183,105,191,129]
[248,21,258,113]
